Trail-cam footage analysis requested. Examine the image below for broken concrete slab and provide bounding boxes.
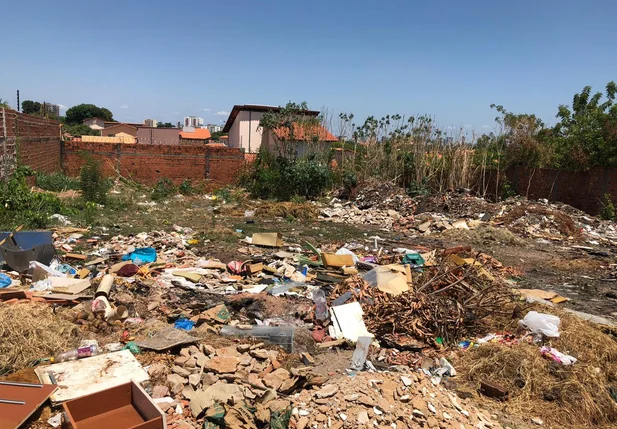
[134,327,197,351]
[190,381,244,418]
[203,356,241,374]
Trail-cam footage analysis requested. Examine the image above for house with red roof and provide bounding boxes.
[222,104,338,157]
[179,127,212,144]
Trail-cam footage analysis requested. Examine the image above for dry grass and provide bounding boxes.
[0,303,81,374]
[456,306,617,428]
[255,202,319,220]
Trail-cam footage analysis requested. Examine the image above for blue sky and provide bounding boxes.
[2,0,616,135]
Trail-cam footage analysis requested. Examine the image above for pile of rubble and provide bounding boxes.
[149,342,326,428]
[290,371,505,429]
[1,201,615,429]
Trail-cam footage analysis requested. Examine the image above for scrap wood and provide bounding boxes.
[331,257,516,345]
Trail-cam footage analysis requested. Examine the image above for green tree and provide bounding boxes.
[552,81,617,170]
[157,122,174,128]
[65,103,114,125]
[259,101,322,159]
[21,100,42,115]
[65,124,101,137]
[0,98,10,108]
[211,131,227,141]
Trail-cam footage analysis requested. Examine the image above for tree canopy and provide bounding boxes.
[157,122,174,128]
[65,104,114,125]
[64,124,101,137]
[21,100,41,115]
[479,81,617,171]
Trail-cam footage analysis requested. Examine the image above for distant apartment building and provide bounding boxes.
[207,124,223,134]
[184,116,204,128]
[42,102,60,117]
[144,118,158,127]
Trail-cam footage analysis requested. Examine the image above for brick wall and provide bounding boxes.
[504,166,617,215]
[0,109,62,179]
[63,140,244,186]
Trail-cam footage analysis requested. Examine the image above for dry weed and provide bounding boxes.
[456,307,617,428]
[0,303,81,374]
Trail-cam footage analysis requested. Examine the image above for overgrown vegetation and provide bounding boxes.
[178,179,195,196]
[151,178,175,200]
[600,193,616,221]
[0,167,70,228]
[240,149,331,200]
[80,154,109,204]
[243,85,617,202]
[35,171,80,192]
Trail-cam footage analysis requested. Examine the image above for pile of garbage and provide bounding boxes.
[2,214,616,429]
[328,249,516,348]
[495,199,617,244]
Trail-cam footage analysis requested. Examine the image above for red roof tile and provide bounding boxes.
[272,123,338,142]
[180,128,212,140]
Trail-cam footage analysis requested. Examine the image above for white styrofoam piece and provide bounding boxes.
[329,301,373,342]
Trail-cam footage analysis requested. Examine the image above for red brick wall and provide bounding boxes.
[63,140,244,186]
[504,166,616,215]
[0,109,62,178]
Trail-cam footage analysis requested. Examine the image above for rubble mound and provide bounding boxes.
[290,370,506,429]
[497,203,581,238]
[414,190,498,218]
[354,181,415,213]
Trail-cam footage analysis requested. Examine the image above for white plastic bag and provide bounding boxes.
[335,247,359,263]
[519,311,560,337]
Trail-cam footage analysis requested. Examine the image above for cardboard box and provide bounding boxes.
[251,233,283,247]
[322,253,354,268]
[63,381,166,429]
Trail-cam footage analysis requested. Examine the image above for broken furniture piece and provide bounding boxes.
[0,380,57,429]
[63,381,166,429]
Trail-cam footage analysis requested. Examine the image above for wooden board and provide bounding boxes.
[0,382,56,429]
[34,350,149,404]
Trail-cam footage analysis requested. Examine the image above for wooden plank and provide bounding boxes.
[34,350,149,404]
[65,253,87,261]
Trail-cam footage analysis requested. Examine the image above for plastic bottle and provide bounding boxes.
[312,289,328,321]
[52,344,99,363]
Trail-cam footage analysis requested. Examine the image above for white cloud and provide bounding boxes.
[481,125,491,129]
[172,111,180,115]
[463,124,473,128]
[58,104,67,110]
[203,108,211,112]
[216,110,230,116]
[120,104,129,109]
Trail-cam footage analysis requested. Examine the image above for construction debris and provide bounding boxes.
[4,186,617,429]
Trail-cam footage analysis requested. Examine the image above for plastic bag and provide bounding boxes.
[335,247,359,263]
[519,311,560,337]
[174,318,195,331]
[122,247,157,265]
[0,273,12,288]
